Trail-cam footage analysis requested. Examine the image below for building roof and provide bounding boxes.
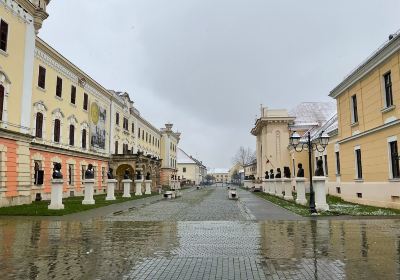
[177,148,197,164]
[289,102,336,128]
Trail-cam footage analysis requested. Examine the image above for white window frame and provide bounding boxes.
[354,145,362,180]
[350,94,358,124]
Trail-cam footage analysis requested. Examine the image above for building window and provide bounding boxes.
[82,129,87,149]
[34,161,44,185]
[335,151,341,175]
[123,117,128,130]
[183,167,186,173]
[142,130,144,140]
[116,113,119,125]
[0,84,4,121]
[351,94,358,123]
[355,148,363,179]
[69,125,75,146]
[389,140,400,179]
[35,112,43,138]
[115,141,118,154]
[138,127,140,137]
[0,20,8,52]
[146,132,148,142]
[81,165,86,180]
[131,123,134,133]
[102,167,106,184]
[56,77,62,98]
[384,72,393,108]
[324,154,328,175]
[123,143,128,154]
[83,93,88,110]
[54,119,61,143]
[68,164,74,185]
[71,86,76,104]
[38,66,46,89]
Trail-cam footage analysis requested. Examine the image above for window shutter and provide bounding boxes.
[71,86,76,104]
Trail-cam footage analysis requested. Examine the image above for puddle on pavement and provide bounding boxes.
[1,219,400,279]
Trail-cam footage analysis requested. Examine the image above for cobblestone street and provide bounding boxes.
[1,186,400,279]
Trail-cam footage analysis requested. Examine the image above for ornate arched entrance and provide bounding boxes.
[115,164,134,192]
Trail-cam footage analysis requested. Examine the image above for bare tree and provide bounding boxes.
[232,146,256,167]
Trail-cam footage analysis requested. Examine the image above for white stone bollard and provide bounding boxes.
[122,179,132,198]
[48,178,64,210]
[82,179,95,205]
[275,179,283,197]
[313,176,329,211]
[295,178,307,205]
[145,180,152,195]
[283,178,293,200]
[106,179,117,201]
[244,180,251,189]
[135,179,143,196]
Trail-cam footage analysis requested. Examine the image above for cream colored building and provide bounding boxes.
[0,0,182,207]
[327,30,400,209]
[251,103,336,182]
[208,168,230,183]
[243,160,257,178]
[177,148,206,185]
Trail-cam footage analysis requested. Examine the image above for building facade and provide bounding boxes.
[328,30,400,208]
[177,148,206,185]
[208,168,230,183]
[0,0,181,207]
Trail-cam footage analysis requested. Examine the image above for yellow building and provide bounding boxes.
[160,123,181,186]
[208,168,230,183]
[0,0,182,207]
[328,30,400,208]
[177,148,206,185]
[243,160,257,178]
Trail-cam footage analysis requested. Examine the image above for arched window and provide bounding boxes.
[82,129,87,149]
[35,112,43,138]
[69,124,75,146]
[0,85,4,121]
[54,119,60,143]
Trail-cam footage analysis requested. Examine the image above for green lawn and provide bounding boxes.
[0,193,159,216]
[253,191,400,217]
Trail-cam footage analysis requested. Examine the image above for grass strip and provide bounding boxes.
[0,193,159,216]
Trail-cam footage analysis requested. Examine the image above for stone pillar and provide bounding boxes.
[48,178,64,210]
[122,179,132,198]
[283,178,293,201]
[266,179,273,194]
[295,178,307,205]
[135,179,143,196]
[144,180,152,195]
[262,179,267,193]
[244,180,251,189]
[82,179,95,205]
[313,176,329,211]
[275,179,283,198]
[106,179,117,201]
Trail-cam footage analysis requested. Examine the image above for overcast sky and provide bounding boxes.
[40,0,400,168]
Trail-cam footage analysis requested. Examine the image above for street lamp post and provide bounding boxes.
[289,131,329,214]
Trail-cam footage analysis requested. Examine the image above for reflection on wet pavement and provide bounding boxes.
[1,187,400,279]
[2,218,400,279]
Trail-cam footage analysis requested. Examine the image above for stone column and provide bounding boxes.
[48,178,64,210]
[295,178,307,205]
[122,179,132,198]
[135,179,144,196]
[106,179,117,201]
[144,180,152,195]
[82,179,95,205]
[262,179,267,193]
[283,178,293,201]
[275,179,283,198]
[313,176,329,211]
[266,179,273,194]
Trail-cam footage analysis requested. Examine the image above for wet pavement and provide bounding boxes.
[1,186,400,279]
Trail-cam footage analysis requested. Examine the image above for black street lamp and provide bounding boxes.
[289,131,329,213]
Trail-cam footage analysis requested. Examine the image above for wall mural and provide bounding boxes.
[90,101,106,150]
